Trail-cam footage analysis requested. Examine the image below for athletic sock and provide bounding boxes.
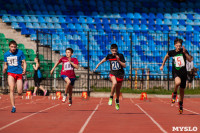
[116,99,119,103]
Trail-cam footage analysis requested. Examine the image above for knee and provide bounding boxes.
[175,80,181,86]
[113,81,117,86]
[67,80,71,85]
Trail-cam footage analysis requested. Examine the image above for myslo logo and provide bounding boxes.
[172,126,198,132]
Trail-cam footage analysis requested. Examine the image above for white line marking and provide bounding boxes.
[158,98,199,115]
[79,98,103,133]
[130,99,167,133]
[0,104,60,131]
[0,97,45,110]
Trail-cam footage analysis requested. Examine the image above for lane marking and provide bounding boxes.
[0,104,60,131]
[79,98,103,133]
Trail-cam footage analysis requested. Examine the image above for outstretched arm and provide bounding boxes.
[94,57,107,72]
[3,62,7,74]
[160,53,169,71]
[22,60,26,75]
[50,61,60,75]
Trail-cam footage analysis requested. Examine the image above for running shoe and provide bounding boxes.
[179,101,183,114]
[115,100,120,110]
[11,106,16,113]
[171,93,177,103]
[68,99,72,107]
[108,98,113,106]
[62,96,67,103]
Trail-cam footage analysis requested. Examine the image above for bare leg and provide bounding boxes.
[39,85,45,92]
[33,87,38,94]
[174,77,181,92]
[110,76,117,97]
[64,77,71,95]
[116,83,122,100]
[8,76,16,107]
[189,83,192,89]
[68,85,73,99]
[16,79,23,95]
[179,88,184,102]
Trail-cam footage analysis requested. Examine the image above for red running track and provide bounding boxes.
[0,95,199,133]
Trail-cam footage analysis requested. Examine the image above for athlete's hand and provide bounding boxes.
[22,70,26,75]
[182,46,186,54]
[116,55,119,62]
[160,66,163,71]
[50,70,54,75]
[3,68,6,74]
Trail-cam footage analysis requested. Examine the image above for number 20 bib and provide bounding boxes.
[111,61,121,70]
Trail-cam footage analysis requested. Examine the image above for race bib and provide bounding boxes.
[111,61,121,70]
[64,62,73,70]
[174,56,185,67]
[7,56,18,66]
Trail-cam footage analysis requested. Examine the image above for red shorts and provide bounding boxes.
[109,74,123,83]
[8,72,23,81]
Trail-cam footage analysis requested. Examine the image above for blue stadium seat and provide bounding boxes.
[79,17,86,23]
[187,14,194,20]
[179,20,186,25]
[19,22,26,28]
[21,28,29,35]
[126,24,133,31]
[26,23,33,28]
[149,19,155,25]
[102,18,109,24]
[10,16,17,22]
[35,11,42,15]
[40,23,48,28]
[156,18,163,25]
[134,13,141,19]
[194,20,200,25]
[58,17,65,23]
[186,25,193,32]
[127,13,134,19]
[180,13,187,19]
[11,22,19,29]
[33,23,40,29]
[172,13,179,19]
[30,16,38,22]
[171,25,179,31]
[86,17,93,23]
[164,19,171,25]
[52,17,59,23]
[16,16,24,22]
[125,18,132,24]
[45,17,52,22]
[186,19,194,25]
[82,24,90,31]
[172,19,179,25]
[157,13,164,19]
[149,13,155,19]
[179,25,186,31]
[194,14,200,19]
[133,19,139,25]
[164,13,172,19]
[54,23,61,29]
[75,23,82,31]
[141,19,147,25]
[110,18,116,24]
[94,18,101,23]
[47,23,54,29]
[141,24,148,31]
[141,13,148,19]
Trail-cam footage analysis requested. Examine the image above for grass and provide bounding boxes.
[92,87,200,95]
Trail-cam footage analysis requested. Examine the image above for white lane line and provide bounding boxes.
[158,98,199,115]
[0,97,45,110]
[0,104,60,131]
[130,99,167,133]
[79,98,103,133]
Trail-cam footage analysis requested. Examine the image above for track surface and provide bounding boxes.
[0,95,199,133]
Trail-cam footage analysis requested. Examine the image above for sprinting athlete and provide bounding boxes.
[160,38,192,114]
[3,40,26,113]
[94,44,126,110]
[50,48,79,107]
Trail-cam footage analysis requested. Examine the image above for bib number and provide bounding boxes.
[175,56,185,67]
[7,56,18,66]
[64,62,73,70]
[111,61,121,70]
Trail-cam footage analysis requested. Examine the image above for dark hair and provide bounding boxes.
[174,38,183,45]
[66,48,73,53]
[35,57,40,65]
[9,40,17,46]
[110,44,118,50]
